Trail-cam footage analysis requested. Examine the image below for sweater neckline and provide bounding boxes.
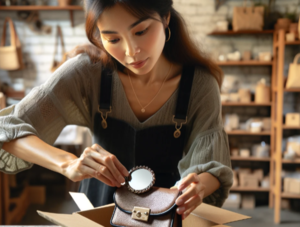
[113,70,179,125]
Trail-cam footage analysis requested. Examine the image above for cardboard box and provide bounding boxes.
[284,178,300,194]
[252,169,264,181]
[241,194,255,209]
[37,192,251,227]
[286,113,300,126]
[239,173,259,187]
[223,193,241,209]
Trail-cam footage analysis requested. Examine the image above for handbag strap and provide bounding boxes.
[0,17,21,47]
[293,53,300,64]
[53,25,66,58]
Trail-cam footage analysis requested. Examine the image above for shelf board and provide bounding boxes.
[208,30,274,35]
[281,192,300,199]
[226,130,271,136]
[230,187,270,192]
[284,88,300,92]
[282,125,300,130]
[231,156,270,162]
[285,40,300,46]
[217,61,273,66]
[282,159,300,164]
[222,102,272,106]
[0,6,83,10]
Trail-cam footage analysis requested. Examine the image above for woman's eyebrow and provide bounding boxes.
[100,17,150,34]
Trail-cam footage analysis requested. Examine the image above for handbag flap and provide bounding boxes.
[114,186,180,216]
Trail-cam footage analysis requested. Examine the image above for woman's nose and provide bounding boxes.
[125,41,139,57]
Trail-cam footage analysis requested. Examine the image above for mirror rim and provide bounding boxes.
[127,165,155,194]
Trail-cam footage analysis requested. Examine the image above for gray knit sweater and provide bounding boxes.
[0,53,233,207]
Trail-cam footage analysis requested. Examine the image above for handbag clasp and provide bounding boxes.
[132,206,150,222]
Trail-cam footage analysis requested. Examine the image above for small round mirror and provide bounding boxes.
[126,166,155,194]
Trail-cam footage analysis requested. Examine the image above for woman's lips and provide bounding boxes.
[129,58,148,69]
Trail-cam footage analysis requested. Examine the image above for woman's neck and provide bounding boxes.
[126,54,181,86]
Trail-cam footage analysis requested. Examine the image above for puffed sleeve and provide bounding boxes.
[0,53,101,174]
[177,70,233,207]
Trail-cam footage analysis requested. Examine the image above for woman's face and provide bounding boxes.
[97,4,168,75]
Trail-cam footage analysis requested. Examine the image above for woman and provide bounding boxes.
[0,0,232,220]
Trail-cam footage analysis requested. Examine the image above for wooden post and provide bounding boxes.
[274,29,285,224]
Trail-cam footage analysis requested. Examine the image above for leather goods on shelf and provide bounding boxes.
[111,186,182,227]
[232,0,264,31]
[58,0,72,6]
[275,18,291,32]
[51,25,68,72]
[0,17,25,71]
[255,79,270,103]
[286,53,300,88]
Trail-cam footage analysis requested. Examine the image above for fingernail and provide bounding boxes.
[118,176,125,183]
[176,199,183,205]
[177,207,185,214]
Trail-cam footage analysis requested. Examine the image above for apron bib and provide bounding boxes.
[79,66,195,207]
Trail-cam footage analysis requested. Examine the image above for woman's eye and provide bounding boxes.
[108,39,119,44]
[136,28,148,36]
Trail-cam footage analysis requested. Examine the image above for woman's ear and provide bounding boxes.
[164,11,171,28]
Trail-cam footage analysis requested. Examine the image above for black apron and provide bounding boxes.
[79,66,195,208]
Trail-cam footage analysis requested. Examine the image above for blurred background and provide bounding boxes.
[0,0,300,226]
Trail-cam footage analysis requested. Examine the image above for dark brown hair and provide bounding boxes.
[70,0,223,88]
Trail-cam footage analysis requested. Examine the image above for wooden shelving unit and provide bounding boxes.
[273,29,300,224]
[284,88,300,92]
[211,30,275,213]
[281,192,300,199]
[217,61,273,66]
[231,156,270,162]
[0,6,83,10]
[282,125,300,130]
[226,130,271,136]
[0,5,84,27]
[230,187,270,192]
[208,30,274,36]
[222,102,272,106]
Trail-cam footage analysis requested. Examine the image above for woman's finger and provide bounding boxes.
[90,144,125,185]
[79,164,116,187]
[82,156,120,187]
[176,183,201,206]
[182,204,198,220]
[176,194,202,215]
[112,155,129,177]
[178,173,199,191]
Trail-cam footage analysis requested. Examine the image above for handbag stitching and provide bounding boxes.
[113,190,181,216]
[110,205,181,227]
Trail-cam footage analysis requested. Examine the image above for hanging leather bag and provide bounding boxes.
[286,54,300,88]
[50,25,67,72]
[111,186,182,227]
[232,0,264,31]
[0,17,25,70]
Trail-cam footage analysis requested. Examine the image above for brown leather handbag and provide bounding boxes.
[111,185,182,227]
[0,17,25,71]
[50,25,67,72]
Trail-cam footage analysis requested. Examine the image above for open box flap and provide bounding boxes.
[37,211,103,227]
[69,192,94,211]
[191,203,250,225]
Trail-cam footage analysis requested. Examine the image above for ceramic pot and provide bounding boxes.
[58,0,72,6]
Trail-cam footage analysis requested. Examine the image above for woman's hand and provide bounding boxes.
[174,173,206,220]
[62,144,129,187]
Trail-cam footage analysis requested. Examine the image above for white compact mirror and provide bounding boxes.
[126,166,155,194]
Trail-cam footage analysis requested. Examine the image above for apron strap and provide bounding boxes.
[174,66,195,120]
[99,68,113,110]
